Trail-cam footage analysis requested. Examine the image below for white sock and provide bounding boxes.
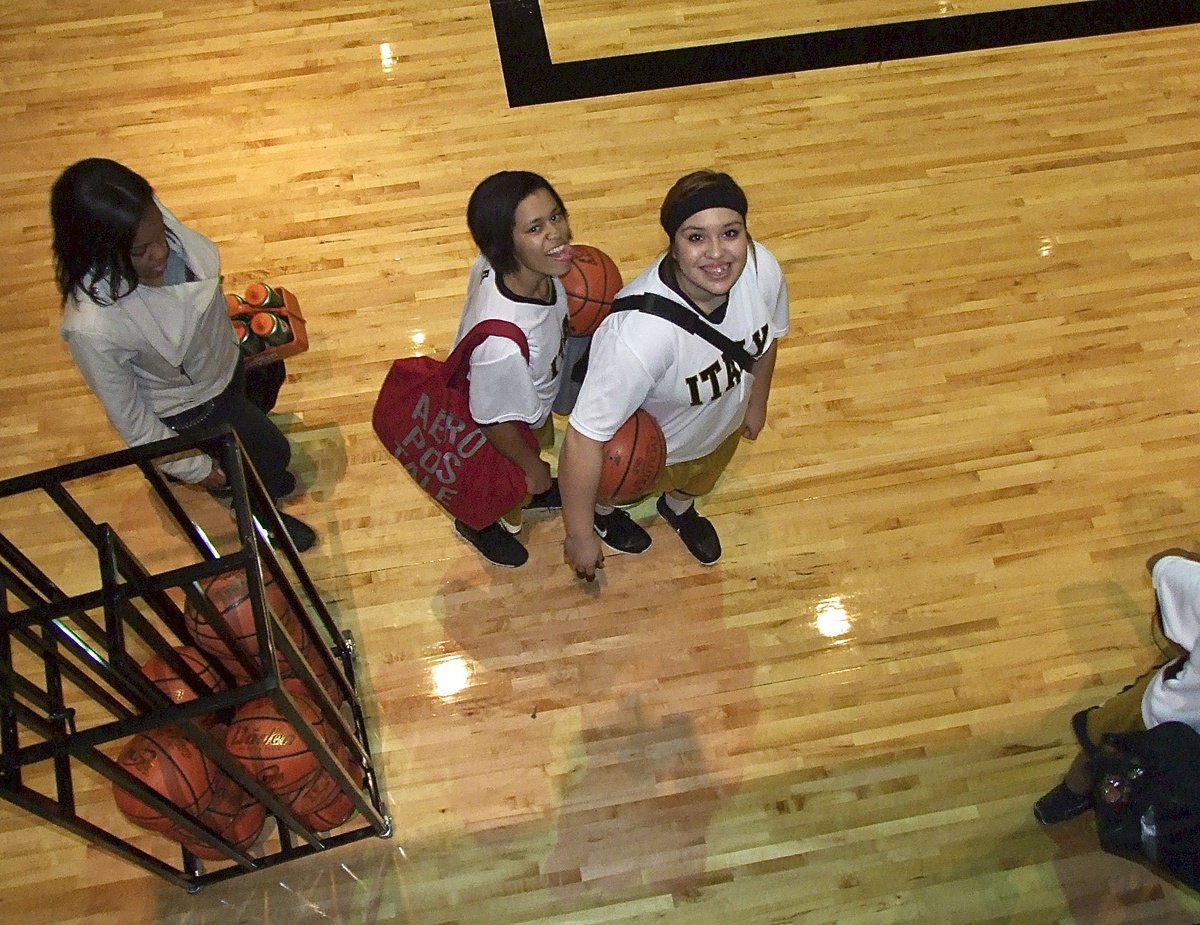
[663,493,694,516]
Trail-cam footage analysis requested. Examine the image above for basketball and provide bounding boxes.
[285,657,342,708]
[176,774,267,861]
[140,645,223,720]
[288,743,362,832]
[597,409,667,504]
[112,729,222,833]
[279,624,343,705]
[561,244,622,336]
[184,570,301,681]
[298,788,357,833]
[225,679,327,799]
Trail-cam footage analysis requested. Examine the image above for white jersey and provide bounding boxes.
[453,256,568,427]
[570,241,789,464]
[1143,556,1200,732]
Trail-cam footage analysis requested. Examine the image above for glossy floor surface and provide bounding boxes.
[2,1,1200,923]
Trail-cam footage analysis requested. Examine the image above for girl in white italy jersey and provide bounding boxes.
[560,170,789,579]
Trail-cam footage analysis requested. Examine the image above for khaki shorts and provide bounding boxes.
[650,427,743,498]
[1079,667,1158,745]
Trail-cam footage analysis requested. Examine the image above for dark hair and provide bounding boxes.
[659,170,749,241]
[50,158,156,305]
[466,171,567,278]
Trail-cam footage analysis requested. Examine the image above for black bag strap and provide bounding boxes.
[444,319,530,387]
[610,293,758,373]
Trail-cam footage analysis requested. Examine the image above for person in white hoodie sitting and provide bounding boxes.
[51,158,315,552]
[1034,552,1200,824]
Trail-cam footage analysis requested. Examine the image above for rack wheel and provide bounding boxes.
[377,815,393,839]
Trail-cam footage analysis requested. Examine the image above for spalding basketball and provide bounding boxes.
[297,787,357,833]
[561,244,622,336]
[176,774,267,861]
[597,409,667,504]
[288,743,363,832]
[112,729,222,833]
[184,570,301,681]
[226,679,327,799]
[279,630,343,706]
[140,645,223,722]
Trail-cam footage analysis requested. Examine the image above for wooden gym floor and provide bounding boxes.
[3,1,1200,922]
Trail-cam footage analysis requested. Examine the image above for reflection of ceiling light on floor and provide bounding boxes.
[380,42,396,77]
[815,595,852,640]
[431,654,473,699]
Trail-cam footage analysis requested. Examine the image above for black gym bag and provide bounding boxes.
[1086,719,1200,891]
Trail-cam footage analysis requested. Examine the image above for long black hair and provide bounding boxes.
[50,158,156,305]
[466,171,566,278]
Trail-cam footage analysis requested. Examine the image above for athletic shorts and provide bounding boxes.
[650,427,742,498]
[1077,667,1159,745]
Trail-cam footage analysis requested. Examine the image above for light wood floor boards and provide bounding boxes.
[2,1,1200,922]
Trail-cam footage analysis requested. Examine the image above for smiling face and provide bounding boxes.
[506,187,574,298]
[670,206,748,314]
[130,203,169,286]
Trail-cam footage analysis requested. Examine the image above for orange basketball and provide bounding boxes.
[287,743,363,832]
[226,679,327,799]
[277,621,343,704]
[597,409,667,504]
[184,570,300,681]
[284,656,342,707]
[140,645,223,721]
[297,788,357,833]
[177,774,267,861]
[561,244,622,336]
[112,729,222,833]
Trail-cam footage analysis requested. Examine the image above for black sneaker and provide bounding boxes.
[1033,782,1093,825]
[276,512,317,553]
[593,507,651,554]
[526,479,562,514]
[455,520,528,568]
[656,495,721,565]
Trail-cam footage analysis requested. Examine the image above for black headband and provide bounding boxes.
[661,182,749,239]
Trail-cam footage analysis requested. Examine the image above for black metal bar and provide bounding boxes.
[187,820,386,888]
[0,781,195,890]
[169,715,326,852]
[0,532,59,610]
[0,580,21,787]
[264,630,387,833]
[136,457,220,560]
[3,554,243,633]
[71,742,257,870]
[10,619,135,722]
[0,427,390,890]
[257,540,356,707]
[104,524,197,644]
[0,428,238,499]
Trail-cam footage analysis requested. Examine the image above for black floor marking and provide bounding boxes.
[490,0,1200,107]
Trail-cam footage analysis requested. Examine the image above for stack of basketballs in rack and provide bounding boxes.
[226,282,309,368]
[111,570,358,862]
